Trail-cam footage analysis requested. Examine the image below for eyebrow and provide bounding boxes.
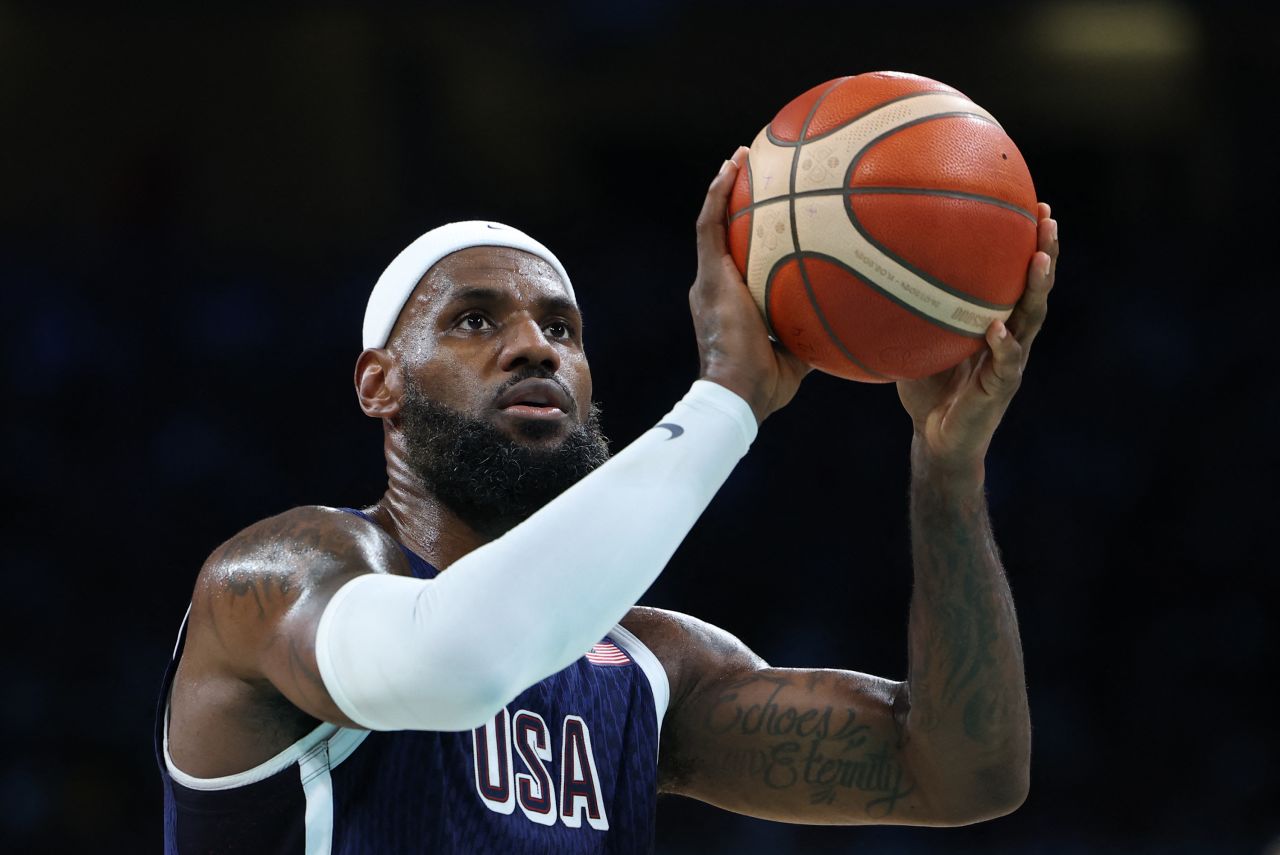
[444,286,581,318]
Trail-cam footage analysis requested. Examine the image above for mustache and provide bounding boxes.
[492,368,580,415]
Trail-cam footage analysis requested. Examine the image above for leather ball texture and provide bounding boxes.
[727,71,1038,382]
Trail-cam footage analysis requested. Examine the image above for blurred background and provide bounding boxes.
[2,1,1276,852]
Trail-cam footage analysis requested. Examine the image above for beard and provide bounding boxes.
[398,378,611,538]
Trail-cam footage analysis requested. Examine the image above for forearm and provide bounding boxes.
[903,438,1030,817]
[316,380,756,732]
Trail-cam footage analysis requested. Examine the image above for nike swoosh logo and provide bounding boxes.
[656,423,684,440]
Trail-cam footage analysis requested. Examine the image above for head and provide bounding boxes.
[355,224,610,536]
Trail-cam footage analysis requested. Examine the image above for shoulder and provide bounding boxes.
[188,506,411,670]
[621,606,767,711]
[196,506,408,593]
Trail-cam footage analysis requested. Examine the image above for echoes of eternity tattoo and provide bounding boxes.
[704,674,916,817]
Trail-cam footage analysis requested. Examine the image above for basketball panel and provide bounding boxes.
[743,200,795,314]
[728,209,752,283]
[803,256,984,380]
[794,194,1010,334]
[728,158,754,277]
[767,259,888,382]
[769,79,845,144]
[849,116,1037,212]
[744,130,798,206]
[793,93,996,195]
[849,194,1037,306]
[805,72,965,140]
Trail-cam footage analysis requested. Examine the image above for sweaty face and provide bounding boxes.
[387,246,610,533]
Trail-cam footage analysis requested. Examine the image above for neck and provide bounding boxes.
[369,427,497,571]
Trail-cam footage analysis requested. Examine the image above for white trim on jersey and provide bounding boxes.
[607,623,670,753]
[162,702,370,792]
[299,739,335,855]
[171,604,192,659]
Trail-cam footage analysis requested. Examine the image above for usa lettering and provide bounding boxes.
[472,707,608,830]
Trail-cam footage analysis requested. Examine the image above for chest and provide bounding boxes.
[329,657,661,851]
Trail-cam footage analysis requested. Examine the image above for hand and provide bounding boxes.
[897,203,1059,481]
[690,146,811,424]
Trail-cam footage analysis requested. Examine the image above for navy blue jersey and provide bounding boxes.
[155,513,669,854]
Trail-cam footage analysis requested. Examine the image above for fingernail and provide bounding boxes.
[996,323,1008,340]
[719,159,733,175]
[1051,220,1058,242]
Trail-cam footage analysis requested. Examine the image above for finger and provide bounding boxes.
[695,147,747,263]
[1041,214,1059,280]
[1038,201,1051,221]
[1004,250,1052,356]
[1005,211,1057,347]
[975,320,1023,402]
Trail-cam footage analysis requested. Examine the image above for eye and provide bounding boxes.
[458,312,493,332]
[545,320,573,340]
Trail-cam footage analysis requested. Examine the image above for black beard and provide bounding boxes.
[399,383,611,538]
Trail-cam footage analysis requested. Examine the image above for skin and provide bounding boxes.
[168,146,1059,828]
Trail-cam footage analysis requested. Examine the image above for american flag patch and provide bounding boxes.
[585,640,630,666]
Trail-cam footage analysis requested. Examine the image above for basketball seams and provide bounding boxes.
[805,89,984,143]
[764,125,792,148]
[844,111,1013,200]
[766,76,851,145]
[851,187,1037,223]
[794,193,1016,332]
[795,250,987,338]
[792,97,1002,198]
[767,89,981,148]
[793,259,895,378]
[730,186,1037,223]
[778,80,849,371]
[763,250,780,344]
[786,78,882,379]
[834,109,1028,315]
[841,190,1019,313]
[764,254,888,379]
[744,156,772,339]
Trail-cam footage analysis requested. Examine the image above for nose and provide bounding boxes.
[498,316,561,374]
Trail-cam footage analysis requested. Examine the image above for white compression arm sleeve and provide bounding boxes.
[315,380,757,732]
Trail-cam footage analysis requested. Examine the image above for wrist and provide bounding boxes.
[682,379,759,448]
[698,366,768,425]
[910,434,986,496]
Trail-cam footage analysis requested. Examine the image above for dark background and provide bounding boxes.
[3,1,1276,852]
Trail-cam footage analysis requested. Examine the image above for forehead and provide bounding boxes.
[418,246,573,308]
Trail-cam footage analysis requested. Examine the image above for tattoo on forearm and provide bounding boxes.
[704,675,915,817]
[910,482,1027,753]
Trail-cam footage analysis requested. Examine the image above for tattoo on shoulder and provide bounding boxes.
[205,509,359,620]
[704,673,916,818]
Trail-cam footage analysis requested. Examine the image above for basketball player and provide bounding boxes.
[155,147,1058,853]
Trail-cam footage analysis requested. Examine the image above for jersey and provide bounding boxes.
[154,511,670,854]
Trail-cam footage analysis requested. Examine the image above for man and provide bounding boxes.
[155,147,1058,853]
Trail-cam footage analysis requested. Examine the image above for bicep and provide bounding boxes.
[653,615,942,825]
[188,506,408,727]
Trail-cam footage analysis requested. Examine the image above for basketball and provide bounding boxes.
[727,71,1038,382]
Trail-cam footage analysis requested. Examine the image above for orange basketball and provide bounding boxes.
[727,71,1038,382]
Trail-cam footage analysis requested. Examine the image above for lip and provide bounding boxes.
[494,378,573,418]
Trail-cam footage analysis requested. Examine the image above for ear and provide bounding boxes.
[355,349,402,418]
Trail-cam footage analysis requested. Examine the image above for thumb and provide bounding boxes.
[975,321,1023,400]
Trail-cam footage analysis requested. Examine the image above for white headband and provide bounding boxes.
[362,220,575,349]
